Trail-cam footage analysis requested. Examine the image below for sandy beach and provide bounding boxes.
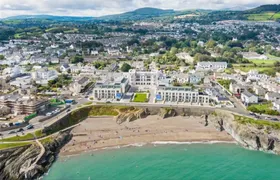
[60,115,234,156]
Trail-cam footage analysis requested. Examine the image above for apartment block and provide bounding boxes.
[0,95,49,115]
[93,77,129,100]
[156,85,210,104]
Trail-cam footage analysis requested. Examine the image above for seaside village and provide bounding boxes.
[0,19,280,131]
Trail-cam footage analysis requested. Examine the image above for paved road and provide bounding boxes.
[1,95,279,139]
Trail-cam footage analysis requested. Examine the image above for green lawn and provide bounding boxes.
[0,130,46,142]
[249,59,279,66]
[247,12,280,21]
[247,103,280,116]
[0,142,32,150]
[235,115,280,130]
[0,133,35,142]
[217,79,231,91]
[39,137,53,144]
[133,93,148,103]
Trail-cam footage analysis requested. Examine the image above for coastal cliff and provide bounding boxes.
[1,105,280,179]
[209,110,280,154]
[0,132,72,180]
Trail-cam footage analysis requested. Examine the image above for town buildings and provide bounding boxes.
[0,95,49,115]
[156,85,210,104]
[93,77,129,100]
[196,62,227,71]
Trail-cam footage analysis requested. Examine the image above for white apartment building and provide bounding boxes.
[93,77,129,100]
[31,68,58,85]
[124,69,165,89]
[156,85,210,104]
[196,62,227,71]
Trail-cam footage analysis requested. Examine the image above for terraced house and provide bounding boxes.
[156,85,210,104]
[93,77,129,100]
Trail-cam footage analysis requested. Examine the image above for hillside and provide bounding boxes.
[244,4,280,21]
[99,7,176,21]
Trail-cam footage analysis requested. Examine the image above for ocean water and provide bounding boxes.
[44,143,280,180]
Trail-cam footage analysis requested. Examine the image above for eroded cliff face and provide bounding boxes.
[0,132,72,180]
[209,111,280,154]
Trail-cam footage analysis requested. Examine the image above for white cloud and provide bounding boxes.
[0,0,279,18]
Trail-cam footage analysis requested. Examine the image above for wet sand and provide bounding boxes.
[60,115,234,156]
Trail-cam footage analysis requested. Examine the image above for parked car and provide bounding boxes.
[8,131,16,134]
[271,118,278,121]
[26,124,34,129]
[17,128,24,132]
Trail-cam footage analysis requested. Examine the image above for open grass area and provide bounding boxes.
[247,103,280,116]
[249,59,279,66]
[234,115,280,130]
[217,79,231,91]
[34,130,46,138]
[133,93,148,103]
[39,137,54,144]
[0,130,46,142]
[233,66,276,76]
[0,133,35,142]
[247,12,280,21]
[0,142,32,150]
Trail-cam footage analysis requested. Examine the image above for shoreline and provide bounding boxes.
[59,115,234,157]
[59,140,237,158]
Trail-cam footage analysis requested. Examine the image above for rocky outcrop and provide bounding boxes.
[0,132,72,180]
[158,108,177,119]
[209,110,280,154]
[115,108,149,124]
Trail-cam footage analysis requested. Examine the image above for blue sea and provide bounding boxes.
[44,143,280,180]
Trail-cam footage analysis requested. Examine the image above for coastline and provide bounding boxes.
[59,115,234,156]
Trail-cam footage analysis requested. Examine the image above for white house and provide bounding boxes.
[70,77,91,95]
[31,68,58,85]
[196,62,227,71]
[60,64,70,73]
[241,91,258,105]
[265,92,280,102]
[2,66,23,78]
[253,86,266,96]
[273,101,280,111]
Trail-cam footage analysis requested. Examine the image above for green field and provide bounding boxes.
[235,115,280,130]
[232,64,276,76]
[0,130,45,142]
[247,12,280,21]
[133,93,148,103]
[247,103,279,116]
[249,59,280,66]
[0,142,32,150]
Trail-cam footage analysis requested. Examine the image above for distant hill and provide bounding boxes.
[244,4,280,21]
[245,4,280,13]
[98,7,176,21]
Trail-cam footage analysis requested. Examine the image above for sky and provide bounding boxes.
[0,0,279,18]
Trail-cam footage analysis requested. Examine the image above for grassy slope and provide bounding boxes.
[235,115,280,130]
[0,142,32,150]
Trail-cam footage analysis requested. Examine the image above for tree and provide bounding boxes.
[0,55,4,60]
[70,55,84,64]
[120,63,132,72]
[206,40,216,49]
[274,61,280,67]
